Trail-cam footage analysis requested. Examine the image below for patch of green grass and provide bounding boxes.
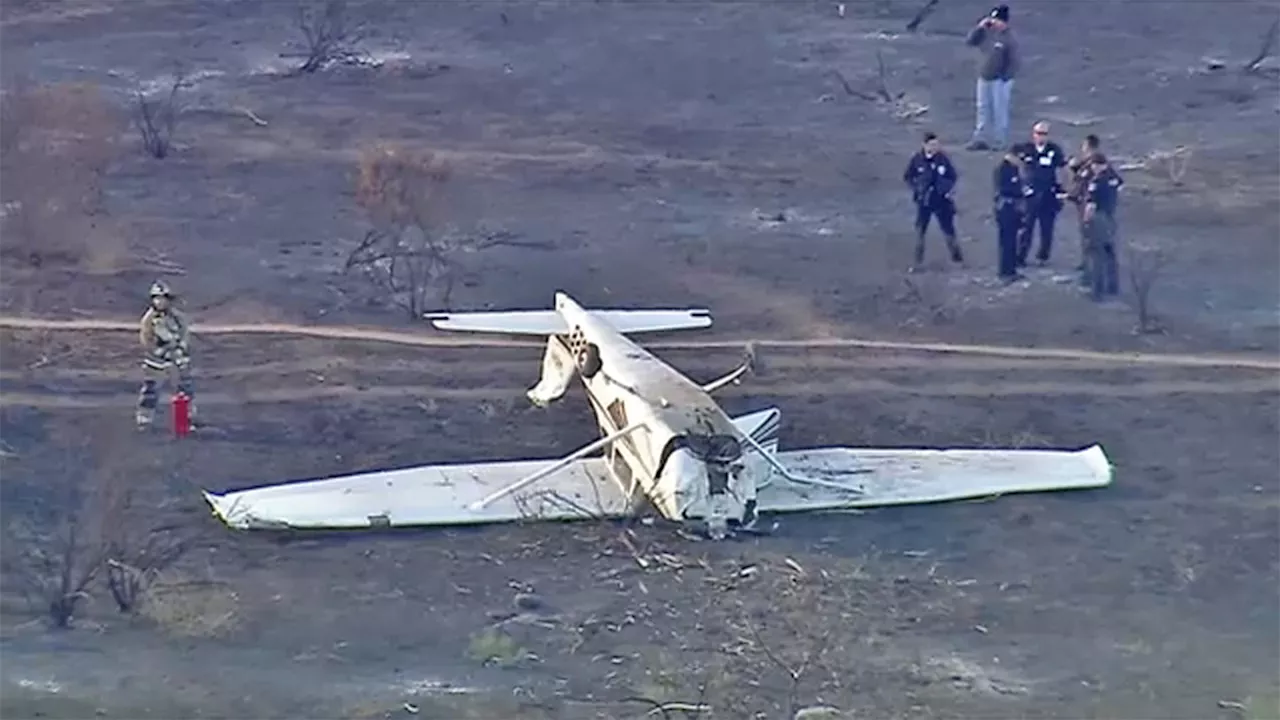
[1242,690,1280,720]
[464,627,526,668]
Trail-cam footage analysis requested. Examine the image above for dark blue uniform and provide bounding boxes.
[1082,165,1123,300]
[993,155,1031,280]
[1013,140,1066,265]
[903,150,964,267]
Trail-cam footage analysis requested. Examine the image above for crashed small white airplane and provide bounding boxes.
[203,292,1113,538]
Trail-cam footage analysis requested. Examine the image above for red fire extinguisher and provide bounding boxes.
[172,392,192,438]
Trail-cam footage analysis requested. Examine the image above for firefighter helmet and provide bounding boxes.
[148,280,174,298]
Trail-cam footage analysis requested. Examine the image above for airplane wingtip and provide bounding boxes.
[201,490,229,520]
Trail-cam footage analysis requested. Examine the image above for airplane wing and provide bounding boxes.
[203,457,630,531]
[426,309,711,335]
[757,444,1112,513]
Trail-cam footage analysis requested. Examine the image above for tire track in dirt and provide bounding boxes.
[4,378,1276,410]
[1,317,1277,370]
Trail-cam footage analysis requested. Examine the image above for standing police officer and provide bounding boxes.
[902,131,964,272]
[1065,134,1102,283]
[1013,121,1068,267]
[993,148,1032,283]
[1081,153,1124,301]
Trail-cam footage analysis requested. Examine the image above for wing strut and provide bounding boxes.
[734,421,866,494]
[469,421,648,511]
[701,345,755,395]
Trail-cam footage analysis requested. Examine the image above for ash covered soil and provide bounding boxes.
[1,0,1279,718]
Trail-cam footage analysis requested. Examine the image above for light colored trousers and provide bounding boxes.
[973,78,1014,148]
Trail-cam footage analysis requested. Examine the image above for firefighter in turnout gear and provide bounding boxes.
[903,132,964,272]
[136,280,195,429]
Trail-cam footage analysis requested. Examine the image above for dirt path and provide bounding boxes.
[2,317,1277,370]
[4,377,1276,410]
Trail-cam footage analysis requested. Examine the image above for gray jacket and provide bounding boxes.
[965,25,1019,81]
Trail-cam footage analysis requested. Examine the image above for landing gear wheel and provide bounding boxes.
[706,516,728,540]
[577,343,602,378]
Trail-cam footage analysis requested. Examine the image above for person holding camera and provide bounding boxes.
[965,5,1020,152]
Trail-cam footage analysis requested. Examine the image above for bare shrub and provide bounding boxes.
[344,145,549,317]
[1128,242,1168,334]
[1,431,123,628]
[828,49,928,121]
[105,512,192,613]
[133,66,190,159]
[0,80,123,268]
[1,424,191,627]
[289,0,367,74]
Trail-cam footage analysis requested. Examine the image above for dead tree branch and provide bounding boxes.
[1,457,113,628]
[290,0,368,74]
[105,516,193,614]
[828,49,924,121]
[1128,243,1168,334]
[905,0,941,33]
[872,49,903,103]
[1146,146,1193,186]
[1245,18,1279,73]
[133,66,189,159]
[343,145,552,317]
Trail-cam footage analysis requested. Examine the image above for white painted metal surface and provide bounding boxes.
[426,306,711,336]
[203,458,631,530]
[759,444,1113,512]
[202,445,1112,531]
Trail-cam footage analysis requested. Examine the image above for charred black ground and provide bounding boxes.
[1,0,1277,718]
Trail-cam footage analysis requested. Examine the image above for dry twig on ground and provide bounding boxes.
[829,50,926,120]
[1144,146,1193,186]
[1245,18,1279,73]
[133,66,190,159]
[905,0,941,33]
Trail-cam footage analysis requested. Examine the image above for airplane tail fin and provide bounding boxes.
[426,292,711,336]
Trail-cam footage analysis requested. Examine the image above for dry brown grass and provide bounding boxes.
[139,569,240,638]
[0,79,128,271]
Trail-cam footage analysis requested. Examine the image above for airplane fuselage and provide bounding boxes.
[528,294,763,535]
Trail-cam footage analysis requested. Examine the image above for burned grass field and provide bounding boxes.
[2,332,1279,719]
[1,0,1279,717]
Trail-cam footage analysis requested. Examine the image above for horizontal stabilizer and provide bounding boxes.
[758,444,1112,513]
[427,309,711,336]
[731,407,780,451]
